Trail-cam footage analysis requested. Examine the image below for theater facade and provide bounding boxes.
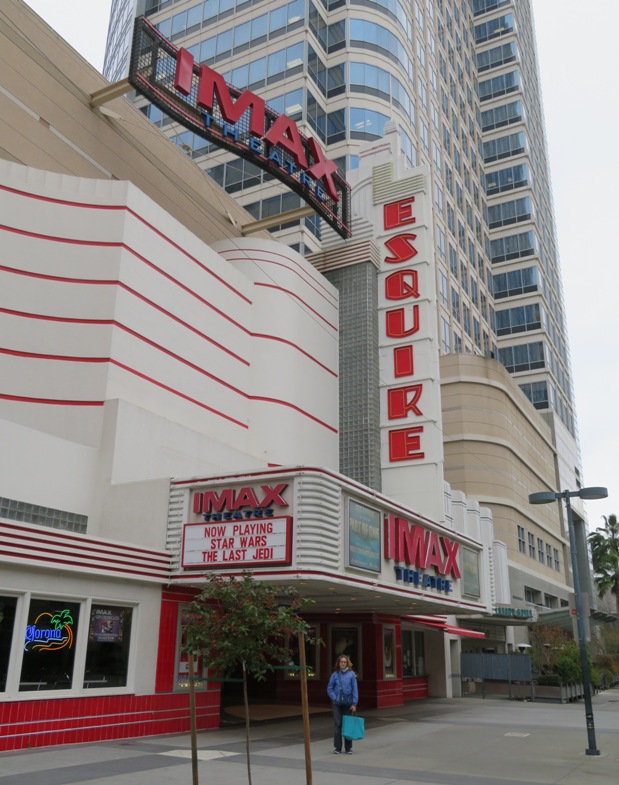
[0,1,521,751]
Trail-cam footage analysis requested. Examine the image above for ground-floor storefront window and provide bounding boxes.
[402,629,425,677]
[0,596,18,691]
[84,605,133,688]
[2,594,135,695]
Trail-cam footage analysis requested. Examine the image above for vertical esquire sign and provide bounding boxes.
[128,16,352,239]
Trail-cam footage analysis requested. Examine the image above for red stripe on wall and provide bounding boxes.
[0,521,169,557]
[255,282,337,331]
[1,270,336,375]
[221,253,339,308]
[0,529,170,566]
[0,182,252,304]
[0,393,104,406]
[0,549,170,580]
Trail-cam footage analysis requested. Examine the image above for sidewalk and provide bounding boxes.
[2,688,619,785]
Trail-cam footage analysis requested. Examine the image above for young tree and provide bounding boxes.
[183,573,315,785]
[588,514,619,611]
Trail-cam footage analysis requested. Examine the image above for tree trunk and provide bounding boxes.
[242,660,252,785]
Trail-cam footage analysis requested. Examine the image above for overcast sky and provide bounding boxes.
[22,0,618,526]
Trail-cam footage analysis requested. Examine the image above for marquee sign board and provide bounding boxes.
[128,16,352,239]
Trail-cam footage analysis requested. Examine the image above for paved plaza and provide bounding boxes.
[3,689,619,785]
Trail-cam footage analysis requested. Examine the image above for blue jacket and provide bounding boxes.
[327,668,358,706]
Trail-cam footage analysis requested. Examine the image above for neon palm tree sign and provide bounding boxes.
[24,609,75,652]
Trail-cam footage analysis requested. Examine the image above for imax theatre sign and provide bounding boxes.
[128,16,351,238]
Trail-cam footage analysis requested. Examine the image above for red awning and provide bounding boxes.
[407,616,485,639]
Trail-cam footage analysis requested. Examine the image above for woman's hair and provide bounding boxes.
[334,654,354,671]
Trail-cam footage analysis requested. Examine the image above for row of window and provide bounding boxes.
[146,0,267,18]
[472,0,510,16]
[156,0,303,46]
[0,595,132,694]
[188,13,416,85]
[517,528,561,572]
[0,496,87,534]
[217,41,304,94]
[524,588,567,610]
[439,314,494,358]
[183,1,304,65]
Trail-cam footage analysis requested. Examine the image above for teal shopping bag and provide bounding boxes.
[342,714,365,740]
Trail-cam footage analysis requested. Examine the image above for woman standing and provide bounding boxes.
[327,655,358,754]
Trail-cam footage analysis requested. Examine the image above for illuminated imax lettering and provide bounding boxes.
[192,483,288,522]
[384,513,461,579]
[128,17,352,238]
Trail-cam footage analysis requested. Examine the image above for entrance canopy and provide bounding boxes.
[407,615,486,639]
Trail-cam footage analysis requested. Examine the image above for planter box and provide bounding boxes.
[532,682,585,703]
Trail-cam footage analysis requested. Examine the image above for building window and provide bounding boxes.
[495,303,542,336]
[553,548,560,572]
[492,266,539,298]
[20,599,81,691]
[474,13,514,44]
[0,496,87,534]
[383,626,396,678]
[478,70,520,103]
[481,100,522,132]
[524,587,540,605]
[499,341,546,373]
[485,163,529,196]
[476,41,517,73]
[331,626,360,675]
[439,272,449,306]
[0,596,18,692]
[402,629,425,677]
[546,543,553,568]
[520,380,551,410]
[537,538,544,563]
[488,196,533,229]
[84,605,133,689]
[441,316,451,353]
[528,532,535,559]
[483,131,525,164]
[517,525,526,554]
[285,626,320,679]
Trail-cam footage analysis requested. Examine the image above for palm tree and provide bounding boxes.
[588,514,619,610]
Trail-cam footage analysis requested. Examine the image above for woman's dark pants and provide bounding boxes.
[332,703,352,752]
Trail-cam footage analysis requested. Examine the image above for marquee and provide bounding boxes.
[128,16,352,239]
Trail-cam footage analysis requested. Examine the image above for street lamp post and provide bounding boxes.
[528,486,608,756]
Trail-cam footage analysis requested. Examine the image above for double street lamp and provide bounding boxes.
[528,486,608,756]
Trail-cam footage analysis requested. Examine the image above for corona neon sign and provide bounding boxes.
[128,17,352,238]
[24,609,75,652]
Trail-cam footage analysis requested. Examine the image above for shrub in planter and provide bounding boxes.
[536,674,561,686]
[555,641,582,684]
